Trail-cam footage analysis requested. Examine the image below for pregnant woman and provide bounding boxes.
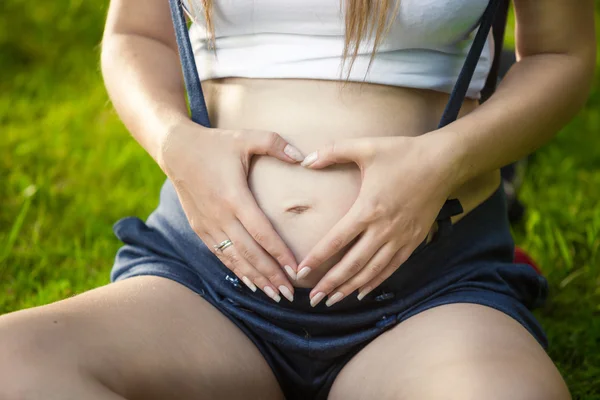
[0,0,594,399]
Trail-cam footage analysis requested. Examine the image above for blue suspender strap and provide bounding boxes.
[437,0,501,129]
[434,0,502,238]
[167,0,211,128]
[167,0,503,240]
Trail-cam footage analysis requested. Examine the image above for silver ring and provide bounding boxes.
[213,239,233,252]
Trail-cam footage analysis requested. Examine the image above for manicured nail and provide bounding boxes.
[310,292,326,307]
[284,144,304,162]
[241,276,257,292]
[296,266,312,280]
[326,292,344,307]
[264,286,281,303]
[357,286,373,301]
[284,265,297,280]
[301,152,318,167]
[278,286,294,302]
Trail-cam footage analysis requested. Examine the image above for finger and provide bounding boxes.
[211,231,284,303]
[226,220,295,301]
[296,202,366,281]
[356,246,413,301]
[234,187,299,271]
[245,130,305,163]
[197,229,218,254]
[301,139,374,169]
[178,184,293,302]
[319,241,398,307]
[308,231,380,305]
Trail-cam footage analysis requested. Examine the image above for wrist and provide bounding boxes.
[157,115,209,174]
[419,129,469,195]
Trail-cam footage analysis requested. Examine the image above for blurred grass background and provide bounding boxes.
[1,1,599,398]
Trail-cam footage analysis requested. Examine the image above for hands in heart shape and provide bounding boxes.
[162,122,458,307]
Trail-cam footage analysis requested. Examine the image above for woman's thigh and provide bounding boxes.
[328,303,569,400]
[0,275,284,400]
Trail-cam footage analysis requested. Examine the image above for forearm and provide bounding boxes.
[101,33,190,169]
[437,50,595,191]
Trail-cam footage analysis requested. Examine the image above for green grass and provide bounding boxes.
[1,1,600,398]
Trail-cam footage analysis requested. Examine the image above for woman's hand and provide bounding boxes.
[159,119,305,303]
[297,134,459,307]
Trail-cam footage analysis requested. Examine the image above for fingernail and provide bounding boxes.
[296,266,312,280]
[241,276,257,292]
[357,286,373,301]
[284,265,297,280]
[301,152,318,167]
[326,292,344,307]
[278,285,294,302]
[310,292,326,307]
[283,144,304,162]
[264,286,281,303]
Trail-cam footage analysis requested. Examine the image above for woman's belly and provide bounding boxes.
[202,78,501,287]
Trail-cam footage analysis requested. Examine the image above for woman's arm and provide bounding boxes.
[101,0,188,168]
[101,0,304,302]
[295,0,596,306]
[439,0,596,191]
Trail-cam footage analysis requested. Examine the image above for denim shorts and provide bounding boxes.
[111,180,548,400]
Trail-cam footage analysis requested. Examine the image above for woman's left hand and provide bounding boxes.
[298,133,460,307]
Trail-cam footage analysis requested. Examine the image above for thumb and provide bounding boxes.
[245,130,305,163]
[301,139,371,169]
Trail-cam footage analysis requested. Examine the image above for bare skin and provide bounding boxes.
[206,78,502,287]
[0,0,594,398]
[329,304,570,400]
[0,276,284,400]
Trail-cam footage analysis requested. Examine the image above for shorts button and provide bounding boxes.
[225,275,243,291]
[374,292,395,302]
[375,315,397,329]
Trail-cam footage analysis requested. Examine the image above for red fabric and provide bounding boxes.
[514,247,542,275]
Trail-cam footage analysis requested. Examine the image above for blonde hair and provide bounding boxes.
[186,0,399,77]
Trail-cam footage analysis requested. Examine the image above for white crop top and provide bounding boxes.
[182,0,494,99]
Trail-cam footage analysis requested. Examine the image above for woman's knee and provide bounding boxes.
[0,308,97,399]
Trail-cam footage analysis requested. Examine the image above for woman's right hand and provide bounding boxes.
[158,119,304,302]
